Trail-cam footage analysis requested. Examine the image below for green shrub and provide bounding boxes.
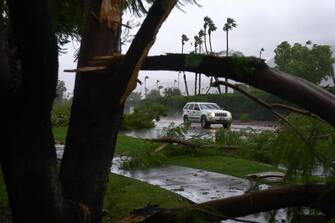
[239,113,250,122]
[143,92,290,121]
[51,101,71,127]
[273,114,335,182]
[240,131,276,164]
[121,102,168,130]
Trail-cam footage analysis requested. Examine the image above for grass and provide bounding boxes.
[52,127,278,176]
[0,170,188,222]
[167,155,278,178]
[104,174,189,222]
[53,127,67,143]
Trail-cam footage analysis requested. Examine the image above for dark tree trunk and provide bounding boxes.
[194,73,197,95]
[59,0,122,221]
[60,1,176,222]
[198,74,201,94]
[0,0,65,222]
[183,72,189,96]
[225,29,228,93]
[121,184,334,222]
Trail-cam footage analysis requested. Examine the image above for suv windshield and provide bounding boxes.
[200,104,220,110]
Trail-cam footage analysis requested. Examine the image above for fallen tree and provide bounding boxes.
[120,184,334,222]
[67,54,335,127]
[148,136,239,151]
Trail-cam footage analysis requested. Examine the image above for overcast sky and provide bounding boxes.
[59,0,335,95]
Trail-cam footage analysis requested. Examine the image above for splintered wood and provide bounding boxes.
[99,0,123,30]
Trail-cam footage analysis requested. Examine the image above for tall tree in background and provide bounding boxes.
[274,41,334,84]
[181,34,189,96]
[56,80,67,101]
[203,16,220,94]
[223,17,237,93]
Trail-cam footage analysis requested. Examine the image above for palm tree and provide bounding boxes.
[223,17,237,93]
[181,34,189,96]
[203,18,209,54]
[204,16,217,53]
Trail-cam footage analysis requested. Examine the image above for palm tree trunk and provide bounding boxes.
[183,72,189,96]
[209,34,213,53]
[194,73,198,95]
[206,77,213,94]
[198,73,201,94]
[181,44,189,96]
[225,30,229,93]
[203,33,208,53]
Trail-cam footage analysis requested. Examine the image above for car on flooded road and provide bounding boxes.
[182,102,232,128]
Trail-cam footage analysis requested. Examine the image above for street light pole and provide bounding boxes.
[259,48,264,59]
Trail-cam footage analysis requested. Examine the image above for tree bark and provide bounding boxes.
[225,29,228,93]
[0,0,65,222]
[60,1,177,222]
[183,72,189,96]
[59,0,122,221]
[122,184,334,222]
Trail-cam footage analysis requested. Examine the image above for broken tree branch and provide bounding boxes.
[212,81,319,119]
[148,136,239,151]
[65,54,335,128]
[121,184,334,222]
[113,0,177,103]
[211,80,321,159]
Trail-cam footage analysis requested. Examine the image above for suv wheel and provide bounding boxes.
[201,116,210,128]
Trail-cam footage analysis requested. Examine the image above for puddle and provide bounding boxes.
[56,146,289,222]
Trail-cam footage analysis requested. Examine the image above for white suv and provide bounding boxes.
[182,102,232,128]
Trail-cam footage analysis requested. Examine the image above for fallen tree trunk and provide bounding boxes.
[120,184,334,223]
[67,54,335,128]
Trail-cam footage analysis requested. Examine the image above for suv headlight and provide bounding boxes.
[208,112,215,118]
[227,112,232,119]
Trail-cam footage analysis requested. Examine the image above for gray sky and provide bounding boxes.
[59,0,335,95]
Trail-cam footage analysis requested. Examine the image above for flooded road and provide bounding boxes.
[122,116,278,139]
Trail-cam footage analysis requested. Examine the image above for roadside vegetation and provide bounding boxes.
[2,110,333,221]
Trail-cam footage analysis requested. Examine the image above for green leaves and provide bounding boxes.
[274,41,334,84]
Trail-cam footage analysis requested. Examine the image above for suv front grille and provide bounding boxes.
[215,113,227,117]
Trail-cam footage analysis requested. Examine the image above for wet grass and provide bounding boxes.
[53,127,67,143]
[167,156,278,178]
[104,174,189,222]
[52,127,278,175]
[0,169,188,222]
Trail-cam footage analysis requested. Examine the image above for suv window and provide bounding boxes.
[194,104,200,110]
[188,104,194,110]
[184,104,189,110]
